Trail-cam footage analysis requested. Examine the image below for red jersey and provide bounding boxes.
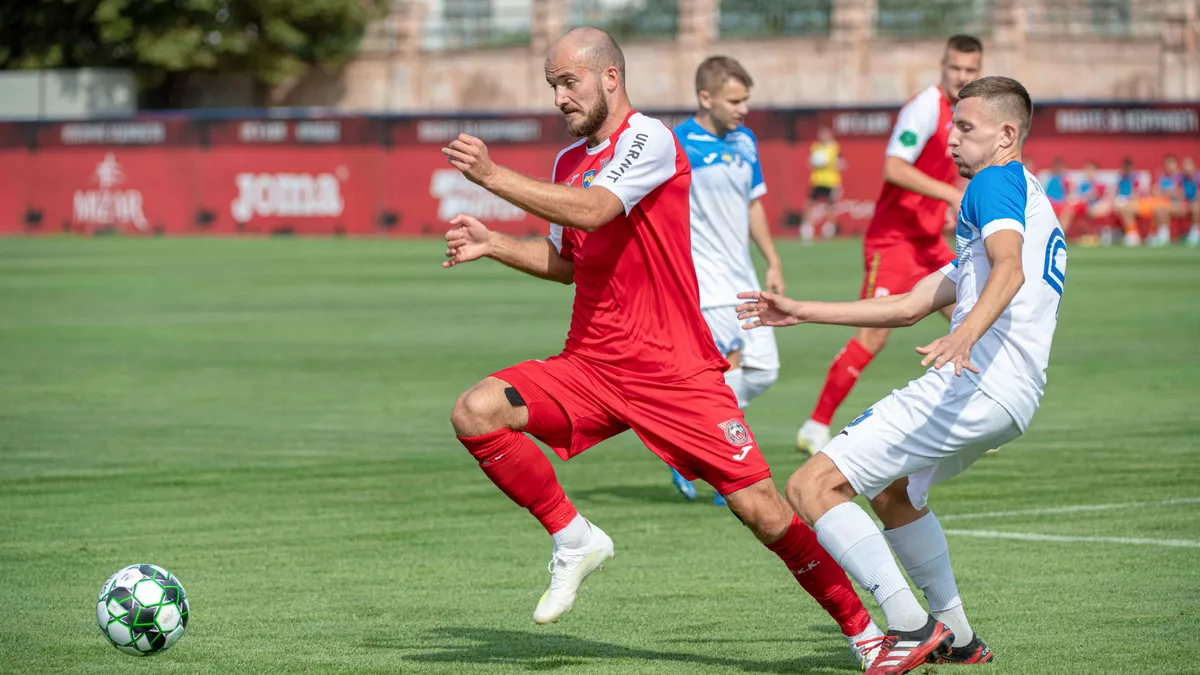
[866,85,959,245]
[548,111,726,381]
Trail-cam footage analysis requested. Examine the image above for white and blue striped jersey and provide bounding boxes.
[942,161,1066,430]
[674,118,766,308]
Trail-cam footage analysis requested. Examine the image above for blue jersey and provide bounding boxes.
[1182,172,1198,201]
[945,161,1065,431]
[1117,173,1137,199]
[1044,173,1066,202]
[674,117,767,308]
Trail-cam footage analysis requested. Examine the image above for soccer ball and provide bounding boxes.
[96,564,190,656]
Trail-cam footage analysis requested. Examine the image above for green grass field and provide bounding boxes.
[1,237,1197,674]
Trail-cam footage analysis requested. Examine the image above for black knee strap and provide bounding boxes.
[504,387,526,407]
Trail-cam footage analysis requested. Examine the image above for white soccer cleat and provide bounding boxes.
[796,419,832,456]
[1150,226,1171,247]
[1186,225,1200,248]
[1123,231,1142,247]
[532,523,615,625]
[850,620,886,670]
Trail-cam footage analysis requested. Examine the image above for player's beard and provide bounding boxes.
[566,87,608,138]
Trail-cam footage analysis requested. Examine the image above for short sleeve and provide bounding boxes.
[742,128,767,200]
[939,258,959,284]
[549,223,581,261]
[885,88,941,164]
[590,116,679,215]
[963,165,1028,239]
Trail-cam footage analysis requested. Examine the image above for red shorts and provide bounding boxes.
[493,353,771,495]
[861,239,956,299]
[1052,200,1088,218]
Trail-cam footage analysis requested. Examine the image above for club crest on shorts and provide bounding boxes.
[718,419,750,445]
[848,407,874,427]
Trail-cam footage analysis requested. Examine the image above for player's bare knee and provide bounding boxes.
[450,381,507,437]
[784,465,818,516]
[869,479,925,529]
[726,481,792,543]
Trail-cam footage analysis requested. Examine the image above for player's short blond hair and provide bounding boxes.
[695,56,753,94]
[958,76,1032,144]
[945,34,983,56]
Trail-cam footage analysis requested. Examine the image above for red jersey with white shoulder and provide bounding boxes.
[866,85,959,245]
[548,111,726,381]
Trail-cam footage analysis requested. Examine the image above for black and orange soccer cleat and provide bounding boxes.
[930,633,994,664]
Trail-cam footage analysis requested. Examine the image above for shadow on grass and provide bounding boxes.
[365,625,861,673]
[570,483,730,507]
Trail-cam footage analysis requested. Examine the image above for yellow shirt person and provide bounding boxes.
[809,138,842,191]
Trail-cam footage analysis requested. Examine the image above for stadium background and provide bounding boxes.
[1,0,1198,240]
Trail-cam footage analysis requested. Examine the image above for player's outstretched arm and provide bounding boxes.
[736,270,956,330]
[916,230,1024,375]
[442,134,623,232]
[748,199,784,294]
[443,215,574,285]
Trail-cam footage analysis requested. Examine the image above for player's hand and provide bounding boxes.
[915,329,980,377]
[736,291,804,329]
[765,265,786,295]
[443,215,493,268]
[442,134,495,187]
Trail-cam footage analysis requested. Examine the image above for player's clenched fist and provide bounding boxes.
[443,214,494,268]
[442,133,495,187]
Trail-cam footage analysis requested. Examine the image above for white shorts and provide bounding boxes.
[702,305,780,370]
[820,367,1022,509]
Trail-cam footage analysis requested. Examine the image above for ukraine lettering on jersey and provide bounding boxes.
[674,117,766,309]
[546,111,726,380]
[942,161,1065,431]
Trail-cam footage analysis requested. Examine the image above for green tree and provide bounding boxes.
[0,0,389,106]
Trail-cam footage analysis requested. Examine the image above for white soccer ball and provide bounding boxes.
[96,564,190,656]
[810,148,831,168]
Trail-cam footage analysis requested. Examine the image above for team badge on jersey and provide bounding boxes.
[582,170,596,188]
[718,419,750,445]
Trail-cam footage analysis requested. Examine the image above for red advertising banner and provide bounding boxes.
[1,104,1197,238]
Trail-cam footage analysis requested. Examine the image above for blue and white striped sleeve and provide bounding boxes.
[964,164,1028,239]
[743,127,766,201]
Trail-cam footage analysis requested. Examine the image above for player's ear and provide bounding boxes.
[604,66,620,93]
[1000,121,1018,151]
[697,89,712,112]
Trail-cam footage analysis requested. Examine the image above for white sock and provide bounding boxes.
[803,419,830,434]
[814,502,927,632]
[723,367,747,408]
[739,367,778,407]
[885,512,972,647]
[551,514,591,549]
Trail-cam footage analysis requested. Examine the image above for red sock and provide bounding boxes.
[811,339,875,426]
[767,514,871,636]
[458,429,578,534]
